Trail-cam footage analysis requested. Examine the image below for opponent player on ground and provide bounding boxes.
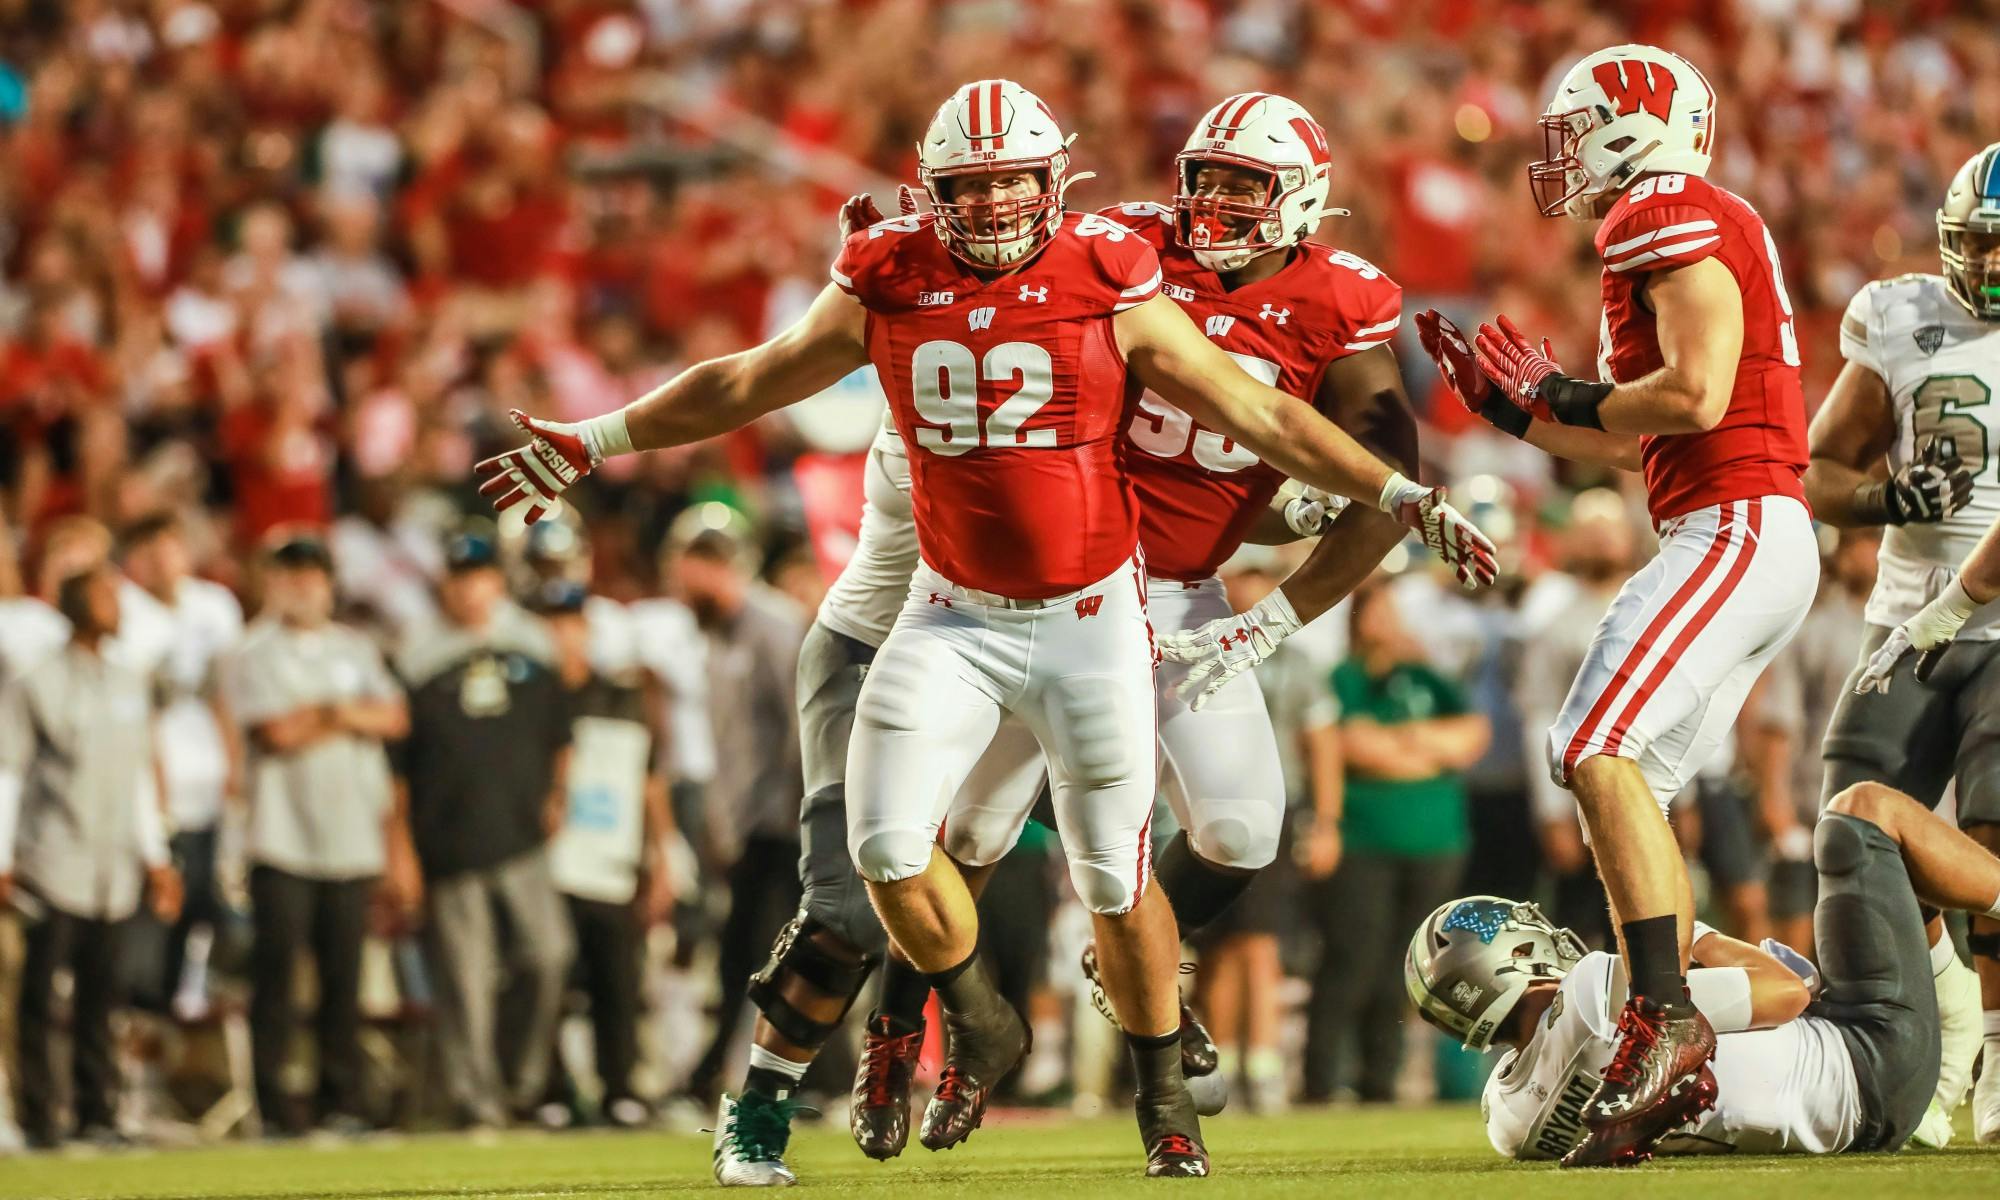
[1410,779,2000,1161]
[477,80,1496,1178]
[1416,44,1818,1165]
[1809,142,2000,1145]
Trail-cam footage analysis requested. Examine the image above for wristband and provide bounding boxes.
[580,409,635,464]
[1851,480,1901,526]
[1939,575,1980,621]
[1691,920,1720,948]
[1538,373,1613,429]
[1250,587,1303,644]
[1478,394,1532,439]
[1377,471,1421,514]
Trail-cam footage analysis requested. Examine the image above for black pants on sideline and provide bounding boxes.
[248,866,375,1131]
[687,834,802,1094]
[555,894,643,1106]
[1302,849,1465,1102]
[159,825,224,1007]
[17,898,124,1142]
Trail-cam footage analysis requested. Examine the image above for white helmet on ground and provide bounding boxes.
[1405,896,1585,1051]
[918,79,1075,268]
[1939,142,2000,320]
[1174,92,1336,272]
[1529,44,1718,220]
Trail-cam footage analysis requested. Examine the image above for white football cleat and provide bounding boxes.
[712,1094,799,1187]
[1933,950,1981,1117]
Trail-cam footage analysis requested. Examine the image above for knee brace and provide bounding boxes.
[748,914,878,1049]
[1068,857,1140,916]
[1814,812,1875,877]
[851,828,935,884]
[1190,812,1280,872]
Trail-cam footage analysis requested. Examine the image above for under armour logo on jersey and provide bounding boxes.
[1259,305,1289,325]
[1075,595,1105,619]
[928,592,953,608]
[968,307,997,332]
[919,290,955,306]
[1019,285,1047,303]
[1205,314,1236,338]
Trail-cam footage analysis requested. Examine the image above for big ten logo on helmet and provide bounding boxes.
[1592,59,1676,121]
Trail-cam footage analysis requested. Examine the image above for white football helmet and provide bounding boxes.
[918,79,1076,268]
[1529,44,1718,220]
[1174,93,1335,272]
[1939,142,2000,320]
[1406,896,1585,1051]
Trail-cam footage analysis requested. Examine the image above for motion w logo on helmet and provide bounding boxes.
[1591,60,1677,121]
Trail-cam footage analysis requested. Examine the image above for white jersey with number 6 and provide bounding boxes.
[1840,272,2000,640]
[1484,951,1862,1160]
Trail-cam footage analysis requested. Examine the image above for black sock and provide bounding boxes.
[875,955,931,1032]
[1622,915,1689,1012]
[1126,1029,1182,1098]
[924,949,1002,1018]
[1156,831,1255,937]
[744,1063,799,1101]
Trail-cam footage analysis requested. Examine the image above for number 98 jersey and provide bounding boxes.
[1594,173,1809,522]
[832,211,1162,599]
[1840,271,2000,640]
[1099,202,1402,582]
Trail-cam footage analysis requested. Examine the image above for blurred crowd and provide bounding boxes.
[0,0,1994,1153]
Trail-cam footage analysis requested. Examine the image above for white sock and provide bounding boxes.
[1985,1011,2000,1042]
[1216,1046,1242,1082]
[747,1044,809,1098]
[1987,891,2000,923]
[1933,929,1965,976]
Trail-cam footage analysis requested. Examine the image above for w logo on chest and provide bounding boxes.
[968,307,997,332]
[1205,314,1236,338]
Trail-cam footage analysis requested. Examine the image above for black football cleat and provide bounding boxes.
[1562,997,1719,1168]
[850,1015,925,1160]
[918,1000,1029,1151]
[1138,1088,1210,1178]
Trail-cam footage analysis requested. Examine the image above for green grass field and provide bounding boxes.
[3,1106,1997,1200]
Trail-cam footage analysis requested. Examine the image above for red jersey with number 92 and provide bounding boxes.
[831,212,1163,598]
[1594,173,1808,521]
[1102,202,1404,581]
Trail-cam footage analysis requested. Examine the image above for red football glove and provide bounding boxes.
[474,409,596,525]
[1415,308,1495,410]
[1473,315,1559,422]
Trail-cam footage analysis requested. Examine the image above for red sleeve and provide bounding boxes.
[830,229,871,298]
[1596,193,1724,276]
[1088,222,1161,312]
[1320,252,1404,353]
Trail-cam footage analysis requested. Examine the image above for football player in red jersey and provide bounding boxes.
[1417,44,1819,1166]
[481,79,1496,1178]
[912,90,1422,1076]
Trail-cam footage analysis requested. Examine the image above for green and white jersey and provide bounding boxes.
[1840,272,2000,639]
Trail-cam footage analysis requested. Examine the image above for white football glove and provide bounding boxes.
[1377,472,1499,590]
[475,408,632,525]
[1759,937,1821,997]
[1854,576,1980,694]
[1282,486,1349,538]
[1156,589,1302,710]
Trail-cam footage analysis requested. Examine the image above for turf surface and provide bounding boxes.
[3,1106,1996,1199]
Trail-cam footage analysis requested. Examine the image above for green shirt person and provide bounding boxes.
[1331,582,1490,858]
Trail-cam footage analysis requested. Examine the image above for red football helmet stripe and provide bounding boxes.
[988,81,1005,151]
[966,82,983,142]
[1219,92,1266,139]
